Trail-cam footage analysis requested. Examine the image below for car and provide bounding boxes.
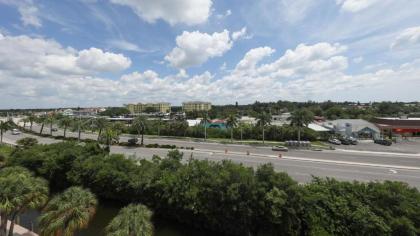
[328,138,341,145]
[374,139,392,146]
[347,136,358,145]
[11,128,21,135]
[339,137,351,145]
[51,128,58,132]
[272,145,288,152]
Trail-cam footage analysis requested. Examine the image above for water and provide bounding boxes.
[18,201,216,236]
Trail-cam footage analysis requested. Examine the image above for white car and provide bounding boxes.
[12,129,21,135]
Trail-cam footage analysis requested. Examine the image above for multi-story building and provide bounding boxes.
[126,103,171,114]
[182,101,212,112]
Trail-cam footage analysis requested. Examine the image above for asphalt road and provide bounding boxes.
[5,123,420,189]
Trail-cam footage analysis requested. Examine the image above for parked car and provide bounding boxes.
[374,139,392,146]
[12,128,21,135]
[272,145,288,152]
[347,136,358,145]
[328,138,341,145]
[339,137,352,145]
[51,128,58,132]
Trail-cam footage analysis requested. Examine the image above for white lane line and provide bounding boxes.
[194,148,420,171]
[334,148,420,157]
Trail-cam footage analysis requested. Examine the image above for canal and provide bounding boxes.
[18,200,216,236]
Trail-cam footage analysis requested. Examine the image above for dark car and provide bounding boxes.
[339,137,351,145]
[374,139,392,146]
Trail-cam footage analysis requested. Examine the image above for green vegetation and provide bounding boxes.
[0,167,49,236]
[99,107,130,117]
[38,186,97,236]
[106,204,153,236]
[3,141,420,236]
[0,120,13,144]
[288,108,314,141]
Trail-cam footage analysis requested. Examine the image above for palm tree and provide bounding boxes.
[37,116,47,135]
[58,117,72,138]
[226,114,238,143]
[106,204,153,236]
[0,120,12,144]
[38,187,97,236]
[133,116,147,146]
[0,167,49,236]
[94,117,109,141]
[288,108,314,141]
[28,114,36,131]
[256,112,272,144]
[46,115,55,136]
[100,124,121,152]
[21,117,29,129]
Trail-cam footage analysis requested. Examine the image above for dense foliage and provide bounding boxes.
[4,142,420,236]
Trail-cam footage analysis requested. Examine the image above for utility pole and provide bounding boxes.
[204,111,208,141]
[78,113,81,142]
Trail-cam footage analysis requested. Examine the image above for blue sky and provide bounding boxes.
[0,0,420,108]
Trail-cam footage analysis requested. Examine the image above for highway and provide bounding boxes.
[3,123,420,189]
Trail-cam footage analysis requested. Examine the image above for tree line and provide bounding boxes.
[2,141,419,236]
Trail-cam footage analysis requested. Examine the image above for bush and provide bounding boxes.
[16,137,38,148]
[6,142,420,236]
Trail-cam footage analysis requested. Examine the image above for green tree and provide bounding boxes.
[28,114,36,131]
[16,137,38,148]
[226,114,238,143]
[100,124,121,152]
[21,117,29,129]
[256,112,272,143]
[58,117,72,138]
[38,187,97,236]
[0,120,12,144]
[288,108,314,141]
[94,117,109,141]
[46,115,56,136]
[133,116,147,146]
[106,204,153,236]
[0,167,49,236]
[37,116,47,135]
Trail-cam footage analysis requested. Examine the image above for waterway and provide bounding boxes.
[18,201,216,236]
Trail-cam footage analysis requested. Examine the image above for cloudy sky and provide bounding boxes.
[0,0,420,108]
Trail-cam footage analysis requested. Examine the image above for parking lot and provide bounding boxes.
[330,138,420,154]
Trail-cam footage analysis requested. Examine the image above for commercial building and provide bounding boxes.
[126,103,171,114]
[373,117,420,137]
[182,101,212,112]
[322,119,380,139]
[271,113,291,126]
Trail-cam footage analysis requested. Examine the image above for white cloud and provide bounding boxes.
[353,56,363,63]
[232,27,249,41]
[216,9,232,20]
[109,0,212,25]
[0,34,131,79]
[391,26,420,49]
[2,38,420,108]
[0,0,42,27]
[76,48,131,72]
[165,30,233,69]
[336,0,380,13]
[107,39,152,53]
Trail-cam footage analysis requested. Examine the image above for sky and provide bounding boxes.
[0,0,420,108]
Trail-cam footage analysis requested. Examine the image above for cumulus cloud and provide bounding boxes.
[165,30,233,69]
[232,27,249,41]
[0,0,41,27]
[391,26,420,49]
[336,0,380,13]
[2,39,420,108]
[0,34,131,79]
[109,0,212,25]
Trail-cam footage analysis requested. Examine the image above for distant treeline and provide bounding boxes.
[4,142,420,236]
